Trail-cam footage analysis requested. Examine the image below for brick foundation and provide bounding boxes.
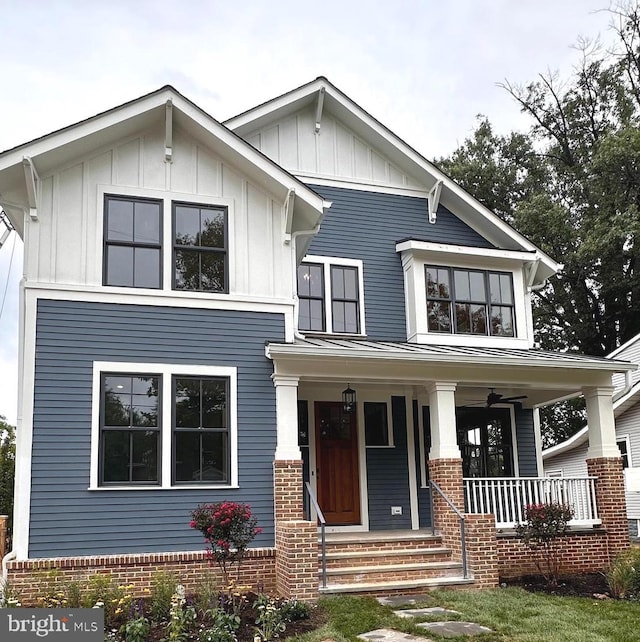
[275,520,318,601]
[7,549,276,606]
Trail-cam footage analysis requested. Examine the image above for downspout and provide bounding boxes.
[1,550,17,600]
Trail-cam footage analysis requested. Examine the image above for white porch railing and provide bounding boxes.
[464,477,601,529]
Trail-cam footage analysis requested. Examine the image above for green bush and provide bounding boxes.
[607,548,640,599]
[150,570,178,621]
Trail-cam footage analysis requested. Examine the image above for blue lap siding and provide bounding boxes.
[308,185,495,341]
[366,396,412,529]
[30,299,284,557]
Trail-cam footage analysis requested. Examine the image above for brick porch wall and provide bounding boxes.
[497,530,612,578]
[274,521,318,601]
[7,549,276,606]
[464,514,499,588]
[273,459,318,600]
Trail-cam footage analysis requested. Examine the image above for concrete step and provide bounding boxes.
[319,575,475,595]
[321,560,463,584]
[322,547,452,567]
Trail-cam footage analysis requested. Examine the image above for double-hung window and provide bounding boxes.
[297,257,364,334]
[173,377,230,483]
[173,203,228,292]
[103,196,162,288]
[100,374,161,485]
[93,363,236,489]
[425,266,515,337]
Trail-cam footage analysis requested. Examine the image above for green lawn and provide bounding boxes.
[290,589,640,642]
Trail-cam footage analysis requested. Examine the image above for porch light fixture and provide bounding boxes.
[342,384,357,414]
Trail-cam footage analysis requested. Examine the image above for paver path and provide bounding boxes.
[370,595,493,639]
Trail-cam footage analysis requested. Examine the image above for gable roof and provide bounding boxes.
[0,85,329,257]
[225,76,561,287]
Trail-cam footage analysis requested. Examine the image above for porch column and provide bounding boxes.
[426,382,465,564]
[584,385,629,560]
[427,382,460,460]
[271,374,318,600]
[584,386,618,459]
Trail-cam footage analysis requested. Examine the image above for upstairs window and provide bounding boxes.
[426,266,515,337]
[297,257,365,335]
[298,263,325,332]
[103,196,162,288]
[173,203,228,292]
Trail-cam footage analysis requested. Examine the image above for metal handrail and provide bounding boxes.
[429,480,468,579]
[305,481,327,588]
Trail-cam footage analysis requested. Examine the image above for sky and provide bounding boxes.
[0,0,622,425]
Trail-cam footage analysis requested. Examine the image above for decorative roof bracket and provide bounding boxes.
[427,180,442,224]
[22,156,39,221]
[165,99,173,162]
[314,87,325,134]
[283,188,295,244]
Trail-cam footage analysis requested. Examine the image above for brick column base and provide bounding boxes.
[428,459,464,559]
[275,520,318,601]
[587,457,629,561]
[465,514,499,587]
[274,460,304,522]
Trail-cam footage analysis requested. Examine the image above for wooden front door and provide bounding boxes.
[315,401,361,525]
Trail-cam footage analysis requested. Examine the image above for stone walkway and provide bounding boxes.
[355,595,492,640]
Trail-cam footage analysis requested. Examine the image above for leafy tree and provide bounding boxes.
[0,415,15,536]
[438,3,640,445]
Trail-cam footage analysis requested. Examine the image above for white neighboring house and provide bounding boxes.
[543,333,640,537]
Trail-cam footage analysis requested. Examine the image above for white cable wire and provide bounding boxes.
[0,232,17,321]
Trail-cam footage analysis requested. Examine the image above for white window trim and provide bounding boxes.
[299,255,366,336]
[397,242,533,348]
[90,361,238,490]
[361,399,394,448]
[97,185,235,295]
[617,434,632,468]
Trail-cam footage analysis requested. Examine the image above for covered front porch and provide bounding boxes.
[266,338,634,595]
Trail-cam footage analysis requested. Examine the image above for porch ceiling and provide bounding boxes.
[266,338,637,407]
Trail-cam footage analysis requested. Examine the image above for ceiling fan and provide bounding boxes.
[467,388,528,407]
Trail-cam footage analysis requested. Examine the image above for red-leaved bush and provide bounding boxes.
[190,502,261,584]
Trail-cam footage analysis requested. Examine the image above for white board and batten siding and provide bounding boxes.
[244,105,423,189]
[25,124,293,301]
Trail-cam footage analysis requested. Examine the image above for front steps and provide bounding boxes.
[318,530,474,595]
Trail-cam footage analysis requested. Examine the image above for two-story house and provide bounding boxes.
[0,78,633,601]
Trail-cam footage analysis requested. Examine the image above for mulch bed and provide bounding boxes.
[502,573,611,598]
[112,596,327,642]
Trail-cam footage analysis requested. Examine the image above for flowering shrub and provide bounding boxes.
[190,502,261,585]
[515,501,574,586]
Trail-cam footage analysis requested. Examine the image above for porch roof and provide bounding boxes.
[266,338,636,407]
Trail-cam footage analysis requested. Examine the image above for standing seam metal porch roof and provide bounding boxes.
[266,337,636,372]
